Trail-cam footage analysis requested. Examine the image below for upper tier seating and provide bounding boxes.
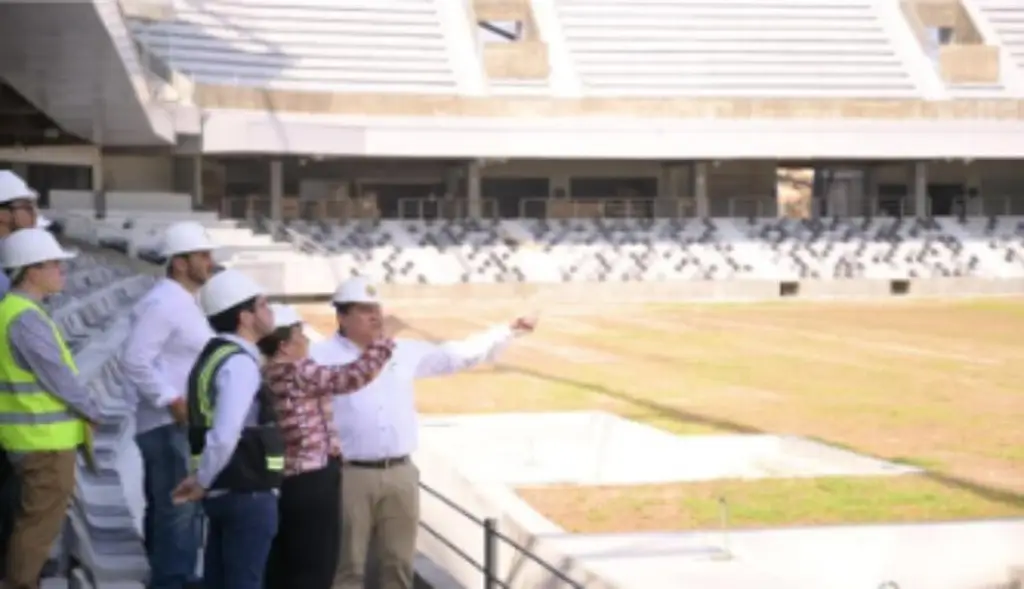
[39,249,156,588]
[128,0,458,93]
[554,0,924,97]
[972,0,1024,74]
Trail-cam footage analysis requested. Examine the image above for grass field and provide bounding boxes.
[301,296,1024,533]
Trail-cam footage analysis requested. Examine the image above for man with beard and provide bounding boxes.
[122,221,218,589]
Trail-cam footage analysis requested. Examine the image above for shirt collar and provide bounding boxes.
[219,333,262,361]
[10,289,41,303]
[160,277,199,301]
[333,332,360,352]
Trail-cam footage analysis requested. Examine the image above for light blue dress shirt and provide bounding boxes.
[194,334,264,490]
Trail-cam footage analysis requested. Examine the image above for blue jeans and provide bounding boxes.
[136,424,201,589]
[202,491,278,589]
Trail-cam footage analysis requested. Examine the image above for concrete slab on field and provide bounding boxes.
[419,411,919,486]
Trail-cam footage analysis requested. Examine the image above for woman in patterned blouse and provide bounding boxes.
[258,303,395,589]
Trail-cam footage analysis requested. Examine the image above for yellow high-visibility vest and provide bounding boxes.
[0,293,87,452]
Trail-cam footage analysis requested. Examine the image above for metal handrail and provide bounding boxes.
[418,482,584,589]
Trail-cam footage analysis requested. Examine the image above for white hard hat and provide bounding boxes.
[198,268,264,317]
[270,304,303,328]
[0,171,37,205]
[331,276,380,305]
[161,221,218,258]
[0,228,76,269]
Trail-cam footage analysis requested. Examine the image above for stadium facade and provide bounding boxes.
[1,0,1024,225]
[3,2,1024,588]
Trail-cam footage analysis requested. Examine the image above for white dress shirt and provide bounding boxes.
[122,278,214,434]
[309,326,514,460]
[194,334,264,490]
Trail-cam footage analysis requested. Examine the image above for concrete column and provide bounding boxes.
[270,159,283,221]
[192,153,203,210]
[912,161,928,217]
[862,165,875,216]
[692,161,709,218]
[658,163,672,197]
[92,152,105,219]
[466,160,482,219]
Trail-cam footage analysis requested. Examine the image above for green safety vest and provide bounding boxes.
[0,294,88,452]
[187,338,284,490]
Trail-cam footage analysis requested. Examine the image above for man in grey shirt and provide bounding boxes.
[0,170,57,579]
[0,228,104,588]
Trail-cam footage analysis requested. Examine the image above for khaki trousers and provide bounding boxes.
[6,450,76,589]
[334,461,419,589]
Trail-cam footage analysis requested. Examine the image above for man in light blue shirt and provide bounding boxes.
[172,269,280,589]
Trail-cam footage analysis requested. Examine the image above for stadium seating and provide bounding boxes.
[42,250,155,588]
[127,0,459,93]
[554,0,925,97]
[740,217,982,279]
[972,0,1024,73]
[950,215,1024,278]
[277,216,1019,283]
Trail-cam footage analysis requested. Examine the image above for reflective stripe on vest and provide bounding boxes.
[194,343,241,427]
[191,342,283,473]
[0,294,86,451]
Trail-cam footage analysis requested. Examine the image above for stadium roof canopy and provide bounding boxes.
[0,2,174,147]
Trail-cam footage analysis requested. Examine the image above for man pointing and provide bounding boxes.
[310,277,536,589]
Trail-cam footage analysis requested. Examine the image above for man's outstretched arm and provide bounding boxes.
[413,317,536,378]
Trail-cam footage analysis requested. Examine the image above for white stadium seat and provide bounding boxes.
[554,0,927,97]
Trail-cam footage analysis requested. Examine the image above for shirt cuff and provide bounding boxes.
[195,460,214,490]
[153,386,184,408]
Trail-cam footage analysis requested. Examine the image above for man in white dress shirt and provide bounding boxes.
[121,221,218,589]
[310,277,536,589]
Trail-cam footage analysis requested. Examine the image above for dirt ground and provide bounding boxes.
[300,295,1024,532]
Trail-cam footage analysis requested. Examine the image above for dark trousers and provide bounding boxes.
[202,491,278,589]
[0,451,18,579]
[265,459,341,589]
[136,424,201,589]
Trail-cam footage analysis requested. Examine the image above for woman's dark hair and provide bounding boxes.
[257,324,299,357]
[207,296,258,334]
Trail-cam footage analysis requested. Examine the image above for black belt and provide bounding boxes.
[345,455,409,469]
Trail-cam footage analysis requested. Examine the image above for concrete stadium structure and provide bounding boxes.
[1,0,1024,587]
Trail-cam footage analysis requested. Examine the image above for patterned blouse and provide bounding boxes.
[262,339,395,476]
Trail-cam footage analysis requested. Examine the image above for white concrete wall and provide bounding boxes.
[102,154,175,191]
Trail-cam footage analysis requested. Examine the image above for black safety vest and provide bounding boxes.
[186,337,284,492]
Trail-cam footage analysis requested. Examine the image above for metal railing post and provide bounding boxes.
[483,517,498,589]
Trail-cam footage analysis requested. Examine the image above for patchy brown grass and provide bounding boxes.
[517,475,1024,533]
[300,296,1024,531]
